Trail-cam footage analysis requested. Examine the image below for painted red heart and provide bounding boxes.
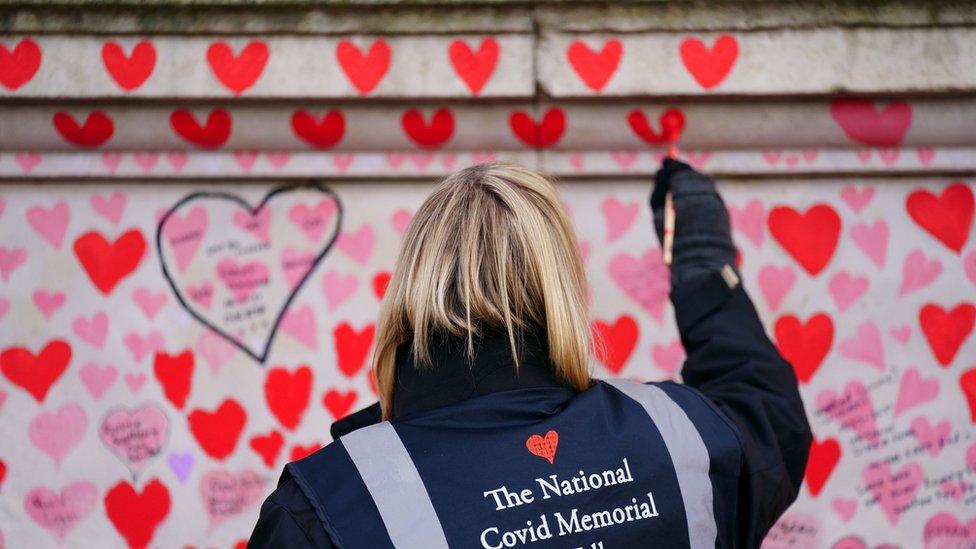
[249,430,284,468]
[566,39,622,92]
[1,37,41,90]
[264,365,312,431]
[0,458,6,489]
[591,315,638,374]
[919,303,975,366]
[101,40,155,91]
[372,272,391,300]
[805,437,841,496]
[153,350,194,410]
[401,108,454,149]
[188,399,246,460]
[73,229,146,295]
[526,430,559,464]
[961,368,976,423]
[449,37,498,95]
[775,313,834,384]
[206,41,268,94]
[323,389,358,420]
[0,340,71,403]
[52,111,114,148]
[291,109,345,149]
[509,108,565,149]
[290,443,321,462]
[679,35,738,89]
[829,99,913,148]
[627,108,685,145]
[906,182,974,253]
[170,108,232,149]
[769,204,841,276]
[104,478,170,549]
[336,40,390,95]
[333,322,375,378]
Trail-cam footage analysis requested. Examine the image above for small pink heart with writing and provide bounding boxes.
[233,208,270,242]
[132,287,167,319]
[99,404,169,476]
[840,185,875,213]
[281,305,318,350]
[939,479,968,502]
[923,512,976,548]
[24,481,98,542]
[28,403,87,467]
[123,330,164,363]
[322,270,358,310]
[831,498,857,523]
[828,271,868,312]
[78,362,117,400]
[862,461,923,525]
[281,248,317,289]
[728,199,765,247]
[187,281,214,310]
[288,199,338,243]
[910,416,950,457]
[899,249,941,296]
[337,224,375,265]
[26,200,70,249]
[850,220,888,269]
[200,469,268,527]
[72,312,108,348]
[601,197,639,243]
[123,372,147,393]
[32,290,66,319]
[838,321,885,370]
[91,190,127,224]
[651,340,684,376]
[894,367,939,416]
[216,258,270,303]
[162,205,209,272]
[817,381,880,446]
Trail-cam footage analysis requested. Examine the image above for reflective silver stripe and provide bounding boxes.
[341,421,450,549]
[605,379,717,549]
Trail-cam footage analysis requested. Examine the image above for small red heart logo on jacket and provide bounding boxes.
[526,430,559,465]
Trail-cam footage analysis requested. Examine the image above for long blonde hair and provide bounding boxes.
[373,162,592,419]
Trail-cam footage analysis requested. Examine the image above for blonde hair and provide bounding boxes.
[373,162,592,419]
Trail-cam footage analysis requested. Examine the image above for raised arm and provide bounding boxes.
[650,158,813,547]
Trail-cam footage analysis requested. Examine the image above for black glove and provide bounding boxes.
[650,157,736,286]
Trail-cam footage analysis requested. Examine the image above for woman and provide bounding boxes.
[249,159,812,548]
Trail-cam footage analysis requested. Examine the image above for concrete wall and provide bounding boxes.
[0,1,974,547]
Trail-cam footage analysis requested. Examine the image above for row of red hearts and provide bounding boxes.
[0,36,738,93]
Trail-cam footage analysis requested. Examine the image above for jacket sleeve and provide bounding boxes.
[248,475,336,549]
[671,267,813,548]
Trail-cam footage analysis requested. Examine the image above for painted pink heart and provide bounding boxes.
[322,270,358,310]
[196,329,237,376]
[965,251,976,287]
[337,224,375,265]
[601,197,639,243]
[610,150,637,170]
[899,249,941,296]
[608,250,670,322]
[123,330,164,363]
[910,416,951,457]
[0,246,27,281]
[32,290,66,319]
[838,321,884,370]
[281,305,318,350]
[761,513,820,549]
[28,403,87,467]
[386,152,406,168]
[862,461,923,525]
[199,469,267,527]
[817,380,880,446]
[651,340,684,376]
[90,190,126,224]
[216,258,270,304]
[917,147,935,166]
[26,200,70,249]
[831,498,857,523]
[186,281,214,310]
[829,99,912,147]
[828,271,868,312]
[133,152,159,172]
[289,199,338,243]
[280,248,317,289]
[16,152,42,173]
[408,152,435,171]
[441,153,456,170]
[78,362,117,400]
[850,220,888,269]
[889,324,911,344]
[233,150,258,172]
[568,153,584,171]
[24,481,98,542]
[123,372,147,392]
[390,209,413,235]
[939,480,968,502]
[267,152,291,170]
[967,442,976,473]
[101,152,122,173]
[167,151,189,171]
[333,153,355,172]
[132,287,167,319]
[233,207,271,242]
[0,297,9,320]
[762,150,782,166]
[894,367,939,416]
[99,404,169,476]
[472,151,497,164]
[162,205,208,272]
[685,150,711,168]
[728,199,765,247]
[877,148,900,166]
[72,312,108,348]
[840,185,875,213]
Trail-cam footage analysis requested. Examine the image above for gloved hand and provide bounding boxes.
[650,157,736,286]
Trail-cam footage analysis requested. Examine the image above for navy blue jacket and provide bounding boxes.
[249,267,812,548]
